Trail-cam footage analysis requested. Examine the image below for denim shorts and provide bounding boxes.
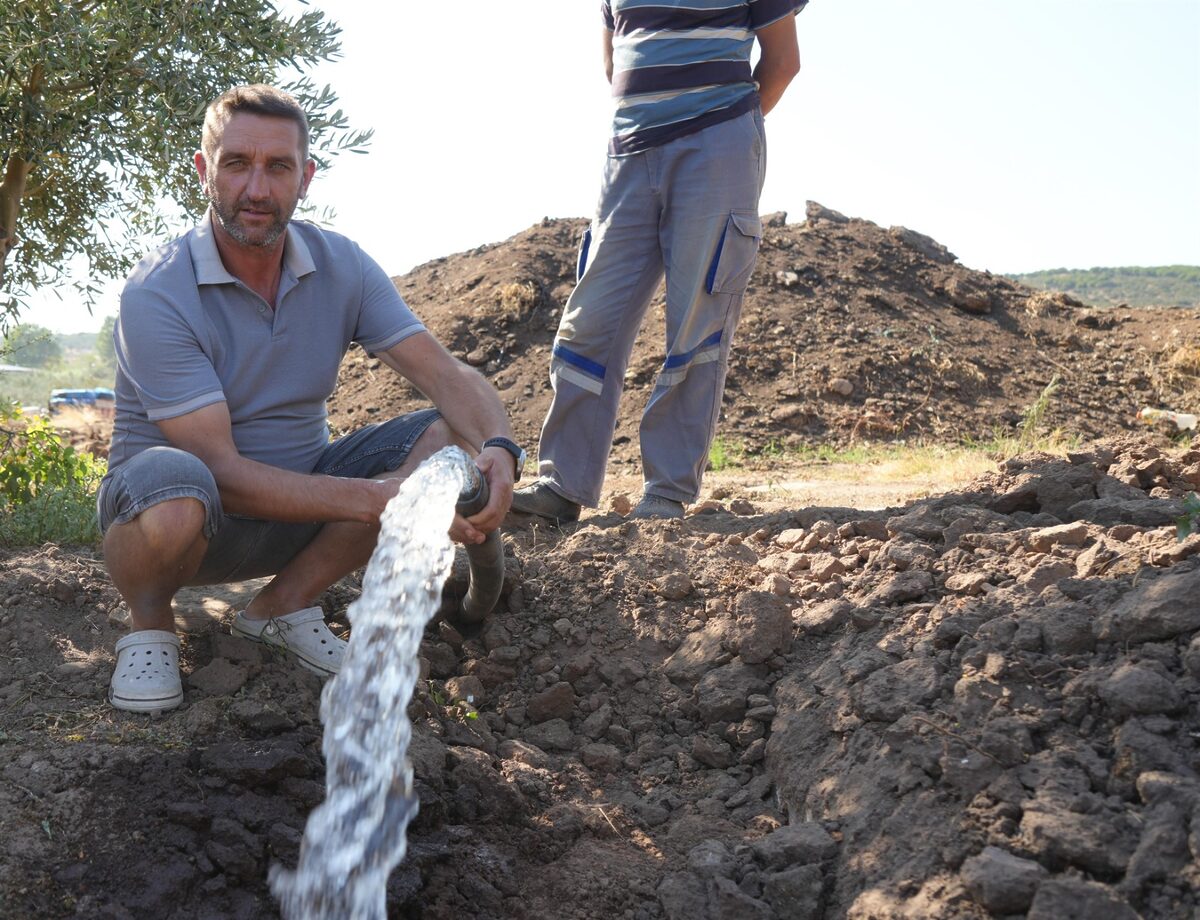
[96,409,441,585]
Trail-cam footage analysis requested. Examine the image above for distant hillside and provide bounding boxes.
[1010,265,1200,308]
[57,332,97,351]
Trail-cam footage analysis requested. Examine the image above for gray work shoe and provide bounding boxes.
[630,494,685,520]
[510,479,581,524]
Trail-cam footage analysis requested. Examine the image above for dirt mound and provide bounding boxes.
[330,205,1200,465]
[3,436,1200,917]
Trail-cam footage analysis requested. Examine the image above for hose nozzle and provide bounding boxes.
[455,463,489,518]
[453,461,503,623]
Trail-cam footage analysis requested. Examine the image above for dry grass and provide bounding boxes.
[1166,345,1200,380]
[1148,342,1200,408]
[931,353,988,387]
[1022,290,1072,318]
[853,446,1000,483]
[493,281,541,319]
[703,445,996,512]
[711,422,1079,495]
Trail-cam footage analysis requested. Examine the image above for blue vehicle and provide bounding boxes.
[49,387,116,417]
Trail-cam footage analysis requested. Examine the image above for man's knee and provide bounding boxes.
[107,497,208,552]
[98,447,220,537]
[377,417,470,481]
[421,417,474,449]
[141,495,207,535]
[413,417,472,458]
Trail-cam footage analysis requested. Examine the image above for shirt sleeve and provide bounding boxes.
[750,0,808,30]
[602,1,614,31]
[115,285,226,422]
[352,245,427,354]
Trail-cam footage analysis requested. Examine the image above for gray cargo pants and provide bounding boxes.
[536,108,767,506]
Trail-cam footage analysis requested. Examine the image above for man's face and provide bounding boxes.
[196,113,314,249]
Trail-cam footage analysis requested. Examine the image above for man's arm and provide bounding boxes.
[377,331,516,535]
[156,403,394,524]
[603,27,614,83]
[753,15,801,116]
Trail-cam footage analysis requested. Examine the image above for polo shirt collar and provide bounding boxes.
[190,209,316,285]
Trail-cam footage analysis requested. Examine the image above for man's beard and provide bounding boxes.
[205,180,297,248]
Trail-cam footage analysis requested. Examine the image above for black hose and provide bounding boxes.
[454,465,504,623]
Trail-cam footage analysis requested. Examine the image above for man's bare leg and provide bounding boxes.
[102,498,209,632]
[241,419,470,620]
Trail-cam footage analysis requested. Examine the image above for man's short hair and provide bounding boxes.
[202,84,310,162]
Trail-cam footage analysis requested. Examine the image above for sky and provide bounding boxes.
[18,0,1200,334]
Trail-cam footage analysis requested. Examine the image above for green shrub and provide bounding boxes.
[708,436,746,472]
[0,403,106,546]
[1178,493,1200,541]
[1017,374,1061,445]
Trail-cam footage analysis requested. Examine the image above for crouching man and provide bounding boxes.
[98,85,526,713]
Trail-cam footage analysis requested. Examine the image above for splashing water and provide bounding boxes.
[270,446,480,919]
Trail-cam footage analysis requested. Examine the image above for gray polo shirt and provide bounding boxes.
[108,213,425,474]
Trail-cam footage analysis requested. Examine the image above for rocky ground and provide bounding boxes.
[3,436,1200,919]
[3,208,1200,919]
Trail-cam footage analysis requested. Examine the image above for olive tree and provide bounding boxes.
[94,314,116,370]
[1,322,61,367]
[0,1,371,328]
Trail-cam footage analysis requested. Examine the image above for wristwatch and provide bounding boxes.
[482,437,527,481]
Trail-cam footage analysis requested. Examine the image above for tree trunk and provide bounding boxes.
[0,155,34,288]
[1,64,43,290]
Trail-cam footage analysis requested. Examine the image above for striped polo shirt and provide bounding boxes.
[604,0,808,155]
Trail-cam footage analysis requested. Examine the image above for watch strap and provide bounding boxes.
[482,437,525,481]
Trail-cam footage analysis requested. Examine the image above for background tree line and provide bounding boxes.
[1012,265,1200,309]
[0,318,115,408]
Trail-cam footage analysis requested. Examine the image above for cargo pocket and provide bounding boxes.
[577,227,593,281]
[705,211,762,295]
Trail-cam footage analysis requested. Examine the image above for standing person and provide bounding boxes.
[512,0,805,524]
[99,85,527,713]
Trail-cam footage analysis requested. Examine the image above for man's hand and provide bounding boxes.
[450,446,515,544]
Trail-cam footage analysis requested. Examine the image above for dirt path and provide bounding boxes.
[587,465,954,515]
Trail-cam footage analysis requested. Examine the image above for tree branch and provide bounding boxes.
[0,156,35,288]
[27,62,44,97]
